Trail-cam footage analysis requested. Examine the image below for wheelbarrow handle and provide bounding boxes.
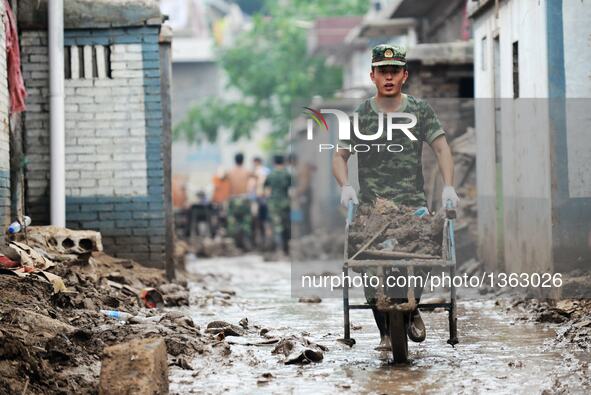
[346,201,356,225]
[445,199,456,219]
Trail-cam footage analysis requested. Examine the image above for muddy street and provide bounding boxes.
[169,256,591,394]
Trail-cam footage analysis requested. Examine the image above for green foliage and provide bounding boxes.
[174,0,368,149]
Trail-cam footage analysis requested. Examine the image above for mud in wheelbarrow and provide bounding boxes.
[340,202,459,363]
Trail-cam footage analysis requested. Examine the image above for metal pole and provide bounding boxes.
[159,25,175,280]
[49,0,65,227]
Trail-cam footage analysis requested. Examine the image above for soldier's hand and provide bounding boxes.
[340,185,359,207]
[442,185,460,209]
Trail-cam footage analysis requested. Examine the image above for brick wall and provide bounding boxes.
[21,27,167,267]
[0,1,10,232]
[406,63,474,139]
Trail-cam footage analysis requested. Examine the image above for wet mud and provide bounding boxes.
[349,199,444,257]
[170,255,591,394]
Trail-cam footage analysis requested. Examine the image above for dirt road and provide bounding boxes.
[170,256,590,394]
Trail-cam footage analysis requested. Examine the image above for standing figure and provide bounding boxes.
[265,155,292,255]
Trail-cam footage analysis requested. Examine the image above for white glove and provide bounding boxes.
[442,185,459,209]
[340,185,359,207]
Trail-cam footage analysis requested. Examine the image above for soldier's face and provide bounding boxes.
[370,65,408,97]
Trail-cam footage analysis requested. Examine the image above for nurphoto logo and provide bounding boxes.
[304,108,418,153]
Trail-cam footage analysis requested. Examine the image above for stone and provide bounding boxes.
[22,226,103,255]
[99,337,168,395]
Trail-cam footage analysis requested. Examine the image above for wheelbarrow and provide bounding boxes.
[341,201,459,363]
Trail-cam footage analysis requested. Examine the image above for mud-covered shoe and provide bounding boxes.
[374,335,391,351]
[407,309,426,342]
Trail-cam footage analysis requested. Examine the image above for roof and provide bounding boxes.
[18,0,162,30]
[349,17,416,39]
[308,16,363,57]
[385,0,440,18]
[407,41,473,65]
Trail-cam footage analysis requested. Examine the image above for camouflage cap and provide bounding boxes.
[371,44,407,67]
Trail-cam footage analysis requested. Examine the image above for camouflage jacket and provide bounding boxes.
[264,168,291,206]
[339,94,445,206]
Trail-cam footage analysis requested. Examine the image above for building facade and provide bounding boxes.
[470,0,591,276]
[16,0,173,268]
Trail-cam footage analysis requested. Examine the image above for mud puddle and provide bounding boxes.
[170,256,590,394]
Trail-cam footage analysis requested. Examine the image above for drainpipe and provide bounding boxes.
[48,0,65,226]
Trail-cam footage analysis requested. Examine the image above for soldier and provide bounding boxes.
[264,155,292,254]
[226,153,253,250]
[252,157,271,246]
[332,45,460,350]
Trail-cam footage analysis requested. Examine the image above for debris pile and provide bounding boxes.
[193,236,241,258]
[271,336,328,365]
[289,232,345,261]
[0,226,204,394]
[506,298,591,349]
[348,198,445,258]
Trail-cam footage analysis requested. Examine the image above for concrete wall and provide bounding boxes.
[171,62,219,126]
[0,1,9,231]
[423,0,467,44]
[472,0,553,274]
[548,0,591,270]
[21,26,167,267]
[472,0,591,275]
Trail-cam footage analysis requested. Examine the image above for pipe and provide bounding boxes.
[48,0,65,226]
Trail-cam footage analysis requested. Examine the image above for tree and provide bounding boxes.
[174,0,368,149]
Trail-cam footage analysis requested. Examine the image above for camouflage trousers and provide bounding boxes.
[227,197,253,241]
[268,199,290,252]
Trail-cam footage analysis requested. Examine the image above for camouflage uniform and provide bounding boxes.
[227,196,253,248]
[340,44,446,335]
[339,95,444,206]
[264,168,292,252]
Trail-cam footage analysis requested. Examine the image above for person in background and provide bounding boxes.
[228,153,250,196]
[253,157,270,195]
[227,153,254,250]
[253,157,271,248]
[211,167,231,205]
[288,154,315,236]
[172,175,189,210]
[210,167,231,237]
[264,155,292,255]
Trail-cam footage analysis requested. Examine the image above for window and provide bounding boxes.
[512,41,519,98]
[481,36,487,71]
[64,45,112,80]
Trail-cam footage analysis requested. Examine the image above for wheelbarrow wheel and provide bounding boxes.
[388,311,408,363]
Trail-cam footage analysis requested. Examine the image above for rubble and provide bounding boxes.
[99,337,169,395]
[271,336,328,365]
[24,226,103,256]
[0,225,207,394]
[205,320,245,337]
[298,296,322,303]
[290,233,345,261]
[194,236,241,257]
[503,297,591,349]
[348,198,444,257]
[159,282,190,306]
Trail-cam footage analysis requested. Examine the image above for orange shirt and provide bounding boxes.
[212,176,231,204]
[172,176,188,209]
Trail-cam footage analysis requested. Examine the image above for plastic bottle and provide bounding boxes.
[414,207,429,218]
[7,216,32,234]
[100,310,134,321]
[100,310,162,324]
